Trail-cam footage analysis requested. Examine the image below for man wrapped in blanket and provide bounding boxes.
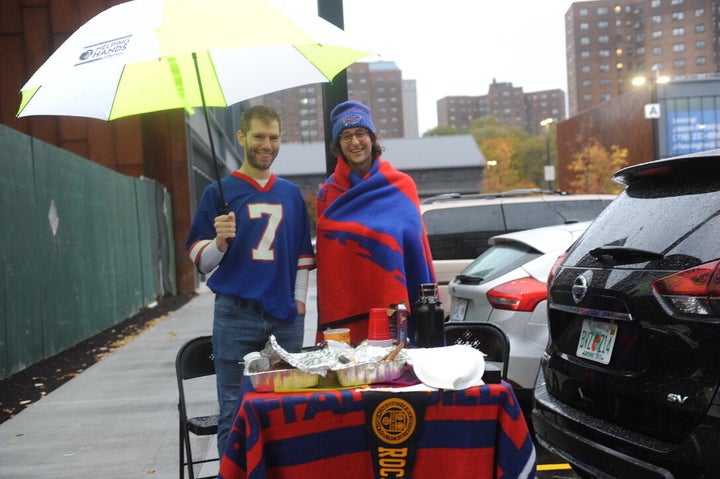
[315,100,436,346]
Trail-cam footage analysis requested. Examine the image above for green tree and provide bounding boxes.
[567,140,628,194]
[481,137,538,192]
[423,125,462,136]
[470,117,544,192]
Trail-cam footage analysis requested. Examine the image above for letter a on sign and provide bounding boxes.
[645,103,661,119]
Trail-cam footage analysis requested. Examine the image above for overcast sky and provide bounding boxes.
[277,0,583,133]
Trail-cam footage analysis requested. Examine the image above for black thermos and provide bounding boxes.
[413,283,445,347]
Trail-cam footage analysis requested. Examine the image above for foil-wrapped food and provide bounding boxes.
[244,335,409,391]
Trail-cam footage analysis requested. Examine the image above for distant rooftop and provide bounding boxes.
[273,135,486,176]
[368,60,400,72]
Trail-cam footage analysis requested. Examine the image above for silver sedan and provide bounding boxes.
[447,221,591,393]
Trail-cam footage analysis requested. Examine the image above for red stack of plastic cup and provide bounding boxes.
[367,308,393,346]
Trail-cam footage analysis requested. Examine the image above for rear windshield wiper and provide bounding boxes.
[456,274,484,285]
[589,246,664,261]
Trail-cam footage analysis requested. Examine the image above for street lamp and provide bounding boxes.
[540,118,555,191]
[632,67,669,161]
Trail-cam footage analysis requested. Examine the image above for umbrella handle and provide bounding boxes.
[220,203,234,247]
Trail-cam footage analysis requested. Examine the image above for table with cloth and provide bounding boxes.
[217,380,537,479]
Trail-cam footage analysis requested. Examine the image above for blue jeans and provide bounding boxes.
[212,294,304,459]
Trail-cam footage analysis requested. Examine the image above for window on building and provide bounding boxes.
[583,94,592,103]
[580,22,589,30]
[599,50,611,58]
[581,65,591,73]
[652,30,662,39]
[653,46,663,55]
[650,0,660,7]
[581,51,590,59]
[695,9,704,17]
[652,15,662,24]
[672,28,685,36]
[598,35,609,43]
[599,63,611,72]
[696,56,707,65]
[580,8,588,16]
[582,80,592,88]
[670,0,684,4]
[581,36,590,45]
[597,6,609,14]
[696,40,706,50]
[600,78,612,86]
[671,12,684,21]
[673,43,686,52]
[598,20,609,28]
[673,59,686,68]
[695,24,705,33]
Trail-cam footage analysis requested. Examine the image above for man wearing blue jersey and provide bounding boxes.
[186,105,316,457]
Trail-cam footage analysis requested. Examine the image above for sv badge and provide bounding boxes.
[666,393,688,404]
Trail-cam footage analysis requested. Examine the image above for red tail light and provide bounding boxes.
[652,259,720,317]
[487,276,548,312]
[547,252,568,286]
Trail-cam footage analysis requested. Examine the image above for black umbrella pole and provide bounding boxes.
[192,53,233,246]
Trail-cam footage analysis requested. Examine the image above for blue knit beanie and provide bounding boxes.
[330,100,376,143]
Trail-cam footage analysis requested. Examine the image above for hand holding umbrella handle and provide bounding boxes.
[220,203,234,247]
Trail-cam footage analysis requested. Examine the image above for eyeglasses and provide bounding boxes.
[339,130,369,144]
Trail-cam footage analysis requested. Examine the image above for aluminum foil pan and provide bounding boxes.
[333,360,406,387]
[247,368,320,392]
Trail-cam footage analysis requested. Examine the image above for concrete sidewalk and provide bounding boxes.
[0,287,219,479]
[0,270,320,479]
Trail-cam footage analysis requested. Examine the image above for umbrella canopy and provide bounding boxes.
[17,0,374,120]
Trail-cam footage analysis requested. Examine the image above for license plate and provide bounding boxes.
[576,318,617,365]
[450,298,468,322]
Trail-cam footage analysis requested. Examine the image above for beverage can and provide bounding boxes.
[395,303,408,344]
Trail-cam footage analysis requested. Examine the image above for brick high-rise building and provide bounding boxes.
[565,0,719,116]
[247,60,410,142]
[436,81,566,135]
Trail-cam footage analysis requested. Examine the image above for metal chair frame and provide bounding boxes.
[176,336,219,479]
[443,321,510,380]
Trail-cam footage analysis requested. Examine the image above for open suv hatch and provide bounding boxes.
[532,150,720,479]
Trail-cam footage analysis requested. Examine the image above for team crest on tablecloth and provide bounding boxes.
[372,398,417,444]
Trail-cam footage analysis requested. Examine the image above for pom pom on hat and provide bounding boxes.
[330,100,376,143]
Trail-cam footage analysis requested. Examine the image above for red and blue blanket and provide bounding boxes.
[315,158,435,344]
[218,382,537,479]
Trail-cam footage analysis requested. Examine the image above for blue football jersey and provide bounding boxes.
[186,172,315,321]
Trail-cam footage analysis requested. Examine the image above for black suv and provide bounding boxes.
[532,150,720,479]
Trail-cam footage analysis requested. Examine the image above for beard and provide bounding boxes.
[245,148,276,171]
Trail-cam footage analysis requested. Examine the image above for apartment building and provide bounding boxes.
[566,0,719,116]
[247,60,413,142]
[436,81,566,135]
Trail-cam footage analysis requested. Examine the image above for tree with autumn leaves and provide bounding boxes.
[567,139,628,194]
[427,117,630,195]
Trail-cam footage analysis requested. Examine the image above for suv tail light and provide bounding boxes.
[547,252,567,286]
[652,259,720,317]
[487,276,548,312]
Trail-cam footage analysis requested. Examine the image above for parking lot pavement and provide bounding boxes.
[536,445,579,478]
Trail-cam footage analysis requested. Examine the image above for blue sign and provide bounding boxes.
[667,110,720,155]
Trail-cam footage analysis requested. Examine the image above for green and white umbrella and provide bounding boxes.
[17,0,374,208]
[17,0,373,121]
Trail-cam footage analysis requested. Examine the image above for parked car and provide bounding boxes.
[532,150,720,478]
[447,221,591,410]
[420,189,614,303]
